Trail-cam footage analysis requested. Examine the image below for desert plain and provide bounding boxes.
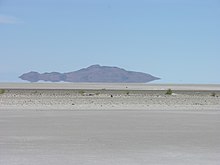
[0,83,220,165]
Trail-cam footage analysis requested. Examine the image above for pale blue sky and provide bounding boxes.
[0,0,219,83]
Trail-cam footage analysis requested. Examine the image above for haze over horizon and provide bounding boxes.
[0,0,219,84]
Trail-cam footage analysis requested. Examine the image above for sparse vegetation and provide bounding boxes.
[0,89,5,94]
[95,92,100,96]
[165,89,173,95]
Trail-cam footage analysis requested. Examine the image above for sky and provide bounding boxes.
[0,0,220,83]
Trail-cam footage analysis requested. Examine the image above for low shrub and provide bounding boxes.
[211,92,216,97]
[78,90,85,95]
[126,91,130,95]
[165,89,173,95]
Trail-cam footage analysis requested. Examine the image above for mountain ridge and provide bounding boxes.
[19,65,160,83]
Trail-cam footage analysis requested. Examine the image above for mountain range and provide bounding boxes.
[19,65,160,83]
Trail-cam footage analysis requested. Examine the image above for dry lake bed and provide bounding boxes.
[0,83,220,165]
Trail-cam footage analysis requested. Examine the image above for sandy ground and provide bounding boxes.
[0,88,220,110]
[0,83,220,164]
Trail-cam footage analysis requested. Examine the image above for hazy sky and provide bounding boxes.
[0,0,219,83]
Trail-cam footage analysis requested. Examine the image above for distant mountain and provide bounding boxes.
[19,65,160,83]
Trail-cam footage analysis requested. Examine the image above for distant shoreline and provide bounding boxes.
[0,83,220,91]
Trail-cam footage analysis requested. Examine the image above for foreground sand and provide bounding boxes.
[0,83,220,164]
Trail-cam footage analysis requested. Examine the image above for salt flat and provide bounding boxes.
[0,110,220,165]
[0,83,220,164]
